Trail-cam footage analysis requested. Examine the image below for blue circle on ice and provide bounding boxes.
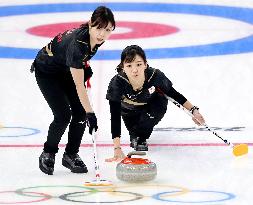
[0,126,40,137]
[0,3,253,59]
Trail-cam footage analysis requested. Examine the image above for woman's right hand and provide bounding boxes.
[86,112,98,134]
[105,147,125,162]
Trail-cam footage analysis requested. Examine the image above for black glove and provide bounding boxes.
[86,112,98,135]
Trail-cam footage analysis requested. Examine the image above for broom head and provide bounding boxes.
[233,144,248,157]
[84,179,113,187]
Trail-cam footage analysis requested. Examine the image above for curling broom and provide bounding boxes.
[161,91,248,157]
[83,71,112,186]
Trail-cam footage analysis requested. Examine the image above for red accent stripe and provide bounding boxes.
[0,143,252,148]
[86,78,91,88]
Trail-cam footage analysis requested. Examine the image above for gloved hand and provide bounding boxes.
[86,112,98,135]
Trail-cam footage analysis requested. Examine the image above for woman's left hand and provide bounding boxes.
[192,110,205,126]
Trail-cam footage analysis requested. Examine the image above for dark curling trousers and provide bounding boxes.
[122,96,168,141]
[35,68,86,154]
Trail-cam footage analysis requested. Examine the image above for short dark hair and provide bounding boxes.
[90,6,115,30]
[117,45,147,72]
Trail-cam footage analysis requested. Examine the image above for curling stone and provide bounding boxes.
[116,151,157,182]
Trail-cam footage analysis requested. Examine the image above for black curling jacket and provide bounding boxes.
[34,24,102,81]
[106,66,187,138]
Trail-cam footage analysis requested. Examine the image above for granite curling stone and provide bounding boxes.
[116,151,157,182]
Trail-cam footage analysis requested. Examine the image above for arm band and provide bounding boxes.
[189,106,199,114]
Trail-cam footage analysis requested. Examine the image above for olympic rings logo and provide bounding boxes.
[0,184,235,204]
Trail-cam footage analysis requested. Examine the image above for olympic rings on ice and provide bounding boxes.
[0,184,236,204]
[59,190,143,203]
[152,190,236,203]
[15,185,95,198]
[0,190,51,204]
[103,184,190,197]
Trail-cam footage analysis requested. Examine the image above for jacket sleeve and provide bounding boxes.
[155,69,187,105]
[167,87,187,105]
[109,100,121,139]
[66,40,84,68]
[106,75,123,102]
[155,69,173,94]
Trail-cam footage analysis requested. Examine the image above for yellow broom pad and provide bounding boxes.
[233,144,248,157]
[84,180,113,186]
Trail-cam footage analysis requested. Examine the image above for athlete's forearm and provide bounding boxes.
[76,85,93,112]
[70,67,93,113]
[182,100,194,111]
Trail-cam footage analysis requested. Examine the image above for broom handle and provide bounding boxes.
[163,93,234,148]
[84,62,111,183]
[91,131,101,181]
[86,83,101,182]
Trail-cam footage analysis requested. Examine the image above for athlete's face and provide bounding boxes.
[89,22,113,44]
[123,55,147,81]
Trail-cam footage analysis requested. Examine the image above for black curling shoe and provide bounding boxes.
[130,137,149,151]
[130,138,138,149]
[39,151,55,175]
[135,140,148,151]
[62,152,88,173]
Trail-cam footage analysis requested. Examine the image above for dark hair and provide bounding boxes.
[117,45,147,72]
[90,6,115,30]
